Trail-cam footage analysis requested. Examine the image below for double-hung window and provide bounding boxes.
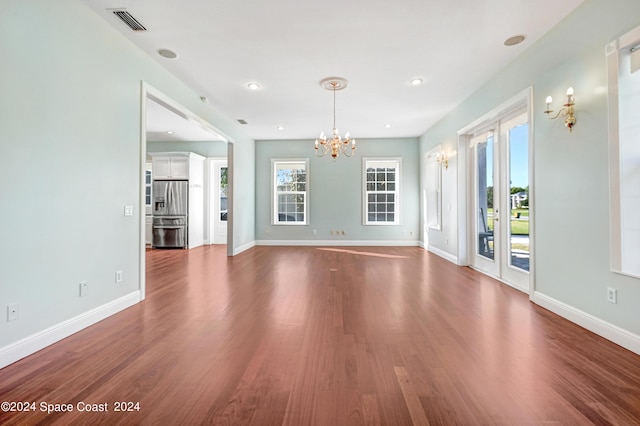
[363,158,401,225]
[272,159,308,225]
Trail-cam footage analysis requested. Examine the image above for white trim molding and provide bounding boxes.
[533,291,640,356]
[427,245,458,264]
[256,240,420,247]
[0,292,141,369]
[233,240,256,255]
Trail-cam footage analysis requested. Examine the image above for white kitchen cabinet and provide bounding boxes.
[151,155,189,179]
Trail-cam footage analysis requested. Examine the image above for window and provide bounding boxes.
[220,166,228,221]
[425,146,442,230]
[272,159,308,225]
[363,158,401,225]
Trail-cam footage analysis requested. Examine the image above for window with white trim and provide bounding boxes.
[425,146,442,230]
[363,158,401,225]
[272,159,308,225]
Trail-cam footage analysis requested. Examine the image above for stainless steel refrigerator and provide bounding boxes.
[152,180,188,248]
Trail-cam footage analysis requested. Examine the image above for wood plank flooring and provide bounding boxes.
[1,245,640,425]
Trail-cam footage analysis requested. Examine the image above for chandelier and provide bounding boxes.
[314,77,356,159]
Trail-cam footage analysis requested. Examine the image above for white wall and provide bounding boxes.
[420,0,640,349]
[0,0,255,367]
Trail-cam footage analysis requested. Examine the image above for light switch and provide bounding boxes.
[124,205,134,216]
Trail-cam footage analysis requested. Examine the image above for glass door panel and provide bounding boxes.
[476,133,495,260]
[508,124,529,272]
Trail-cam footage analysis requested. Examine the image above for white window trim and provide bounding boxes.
[271,158,309,226]
[425,146,442,231]
[606,25,640,279]
[362,157,402,226]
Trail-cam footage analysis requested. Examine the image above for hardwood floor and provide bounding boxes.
[1,245,640,425]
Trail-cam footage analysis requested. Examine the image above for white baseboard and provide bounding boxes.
[533,291,640,356]
[0,291,141,369]
[233,240,256,255]
[256,239,420,247]
[427,245,458,264]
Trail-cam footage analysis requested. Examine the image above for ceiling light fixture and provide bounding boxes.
[277,126,285,131]
[247,82,261,90]
[314,77,355,160]
[384,124,392,128]
[410,78,424,85]
[504,35,526,46]
[157,48,178,59]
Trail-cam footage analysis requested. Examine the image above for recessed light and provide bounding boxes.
[157,48,178,59]
[504,35,526,47]
[384,124,392,128]
[247,82,261,90]
[410,78,424,86]
[166,131,174,134]
[277,126,285,131]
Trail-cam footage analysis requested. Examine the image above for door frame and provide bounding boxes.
[456,87,535,297]
[139,82,234,300]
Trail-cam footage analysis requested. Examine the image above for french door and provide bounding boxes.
[471,111,530,292]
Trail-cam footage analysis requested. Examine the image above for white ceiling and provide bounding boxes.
[82,0,583,141]
[146,98,225,142]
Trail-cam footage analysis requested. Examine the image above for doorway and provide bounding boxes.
[139,82,233,299]
[210,158,228,244]
[459,89,532,294]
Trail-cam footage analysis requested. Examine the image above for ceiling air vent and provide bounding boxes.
[112,10,147,31]
[237,119,248,125]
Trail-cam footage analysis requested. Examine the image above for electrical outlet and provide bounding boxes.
[115,270,123,283]
[79,281,88,298]
[607,287,617,304]
[7,304,19,322]
[313,229,317,236]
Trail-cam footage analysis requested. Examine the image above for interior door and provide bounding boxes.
[470,111,530,292]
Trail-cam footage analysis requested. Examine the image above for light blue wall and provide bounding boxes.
[420,0,640,336]
[255,138,420,243]
[0,0,255,358]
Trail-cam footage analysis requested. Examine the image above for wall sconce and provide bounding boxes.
[544,87,576,132]
[437,152,449,170]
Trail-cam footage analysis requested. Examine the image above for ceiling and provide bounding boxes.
[82,0,583,141]
[146,97,226,142]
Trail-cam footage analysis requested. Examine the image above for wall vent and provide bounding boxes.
[112,10,147,31]
[237,119,248,125]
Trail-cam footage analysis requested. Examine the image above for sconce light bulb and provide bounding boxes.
[566,87,574,96]
[546,96,553,104]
